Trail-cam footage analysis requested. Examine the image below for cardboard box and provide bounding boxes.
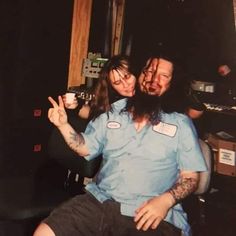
[207,133,236,177]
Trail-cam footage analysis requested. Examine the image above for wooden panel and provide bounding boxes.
[67,0,93,87]
[234,0,236,28]
[112,0,126,56]
[111,0,118,55]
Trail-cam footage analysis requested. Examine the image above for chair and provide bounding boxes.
[0,157,74,236]
[194,139,212,195]
[0,115,99,235]
[48,116,102,178]
[183,139,213,235]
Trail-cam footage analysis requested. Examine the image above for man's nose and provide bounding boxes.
[151,73,160,83]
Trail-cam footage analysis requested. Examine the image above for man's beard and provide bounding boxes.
[125,86,162,125]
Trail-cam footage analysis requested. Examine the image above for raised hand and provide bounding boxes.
[48,96,68,127]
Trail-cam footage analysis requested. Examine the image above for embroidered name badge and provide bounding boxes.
[153,122,177,137]
[107,121,121,129]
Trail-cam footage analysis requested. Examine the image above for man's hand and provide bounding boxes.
[134,192,174,231]
[48,96,68,128]
[218,64,231,77]
[48,95,89,156]
[134,171,198,231]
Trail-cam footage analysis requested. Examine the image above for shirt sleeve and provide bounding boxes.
[82,115,106,161]
[81,99,127,161]
[177,115,207,172]
[187,91,206,111]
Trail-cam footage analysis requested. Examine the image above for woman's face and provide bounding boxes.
[109,68,136,97]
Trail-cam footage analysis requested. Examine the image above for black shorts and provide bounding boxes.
[43,192,181,236]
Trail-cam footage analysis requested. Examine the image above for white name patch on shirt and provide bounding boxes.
[153,122,177,137]
[107,121,121,129]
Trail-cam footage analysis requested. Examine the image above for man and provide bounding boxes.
[34,55,207,236]
[217,63,236,105]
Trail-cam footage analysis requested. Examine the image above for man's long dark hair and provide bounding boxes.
[124,85,162,125]
[124,55,188,125]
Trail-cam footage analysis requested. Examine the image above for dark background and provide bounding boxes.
[0,0,74,177]
[90,0,236,82]
[0,1,75,234]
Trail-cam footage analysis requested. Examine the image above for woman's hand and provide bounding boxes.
[62,93,79,109]
[48,96,68,127]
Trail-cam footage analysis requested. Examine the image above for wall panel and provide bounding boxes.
[0,0,74,177]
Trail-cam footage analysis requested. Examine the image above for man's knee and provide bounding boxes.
[33,222,55,236]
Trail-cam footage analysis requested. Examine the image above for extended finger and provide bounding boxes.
[48,96,59,108]
[135,201,148,215]
[151,217,162,230]
[58,95,65,108]
[134,204,148,222]
[135,211,151,230]
[48,108,54,122]
[140,215,157,231]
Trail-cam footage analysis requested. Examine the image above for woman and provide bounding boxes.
[48,55,137,190]
[63,55,136,120]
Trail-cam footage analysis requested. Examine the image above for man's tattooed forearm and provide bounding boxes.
[69,131,85,144]
[168,177,198,203]
[67,131,85,152]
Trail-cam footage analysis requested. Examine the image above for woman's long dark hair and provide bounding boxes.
[89,54,137,120]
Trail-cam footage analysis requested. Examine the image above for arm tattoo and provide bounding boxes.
[168,177,198,203]
[67,131,85,153]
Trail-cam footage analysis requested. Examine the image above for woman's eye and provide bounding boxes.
[124,73,131,80]
[113,80,122,85]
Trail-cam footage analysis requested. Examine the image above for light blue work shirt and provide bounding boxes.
[83,99,207,236]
